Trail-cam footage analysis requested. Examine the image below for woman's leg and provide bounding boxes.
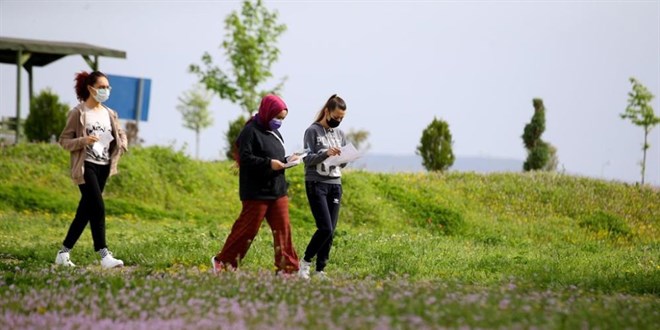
[264,196,299,273]
[62,162,104,250]
[215,200,268,269]
[303,182,334,270]
[87,163,110,252]
[314,184,342,272]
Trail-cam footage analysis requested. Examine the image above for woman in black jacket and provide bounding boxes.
[211,94,300,275]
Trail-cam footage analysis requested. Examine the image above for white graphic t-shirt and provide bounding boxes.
[84,107,113,165]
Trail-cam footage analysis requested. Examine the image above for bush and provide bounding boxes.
[24,89,69,142]
[579,211,631,238]
[417,117,455,172]
[418,205,465,235]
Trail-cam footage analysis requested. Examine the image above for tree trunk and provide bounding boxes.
[196,131,200,160]
[641,126,648,185]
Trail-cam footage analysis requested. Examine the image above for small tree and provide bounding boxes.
[225,115,247,160]
[24,88,68,142]
[124,122,144,147]
[177,85,214,159]
[417,117,455,172]
[544,144,559,172]
[522,98,557,171]
[620,77,660,185]
[190,0,287,159]
[346,128,370,152]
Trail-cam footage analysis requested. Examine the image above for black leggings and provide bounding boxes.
[62,161,110,251]
[303,181,342,272]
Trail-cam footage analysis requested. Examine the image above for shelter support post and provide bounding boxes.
[15,50,31,143]
[82,55,99,71]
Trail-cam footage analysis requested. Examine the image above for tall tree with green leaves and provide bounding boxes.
[620,77,660,185]
[189,0,287,160]
[24,88,68,143]
[522,98,557,171]
[177,85,214,159]
[417,117,455,172]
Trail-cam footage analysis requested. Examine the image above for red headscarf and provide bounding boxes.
[234,94,288,163]
[254,94,288,127]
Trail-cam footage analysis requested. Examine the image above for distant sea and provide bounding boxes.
[351,154,523,174]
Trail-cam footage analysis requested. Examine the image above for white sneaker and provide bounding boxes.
[298,260,311,280]
[55,252,75,267]
[100,252,124,269]
[211,256,223,274]
[314,271,330,281]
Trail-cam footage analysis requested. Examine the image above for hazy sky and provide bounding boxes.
[1,0,659,185]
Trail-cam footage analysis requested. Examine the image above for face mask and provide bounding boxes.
[269,118,282,131]
[92,87,110,103]
[327,116,341,128]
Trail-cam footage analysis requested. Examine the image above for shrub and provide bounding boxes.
[579,211,631,238]
[417,117,455,172]
[24,89,69,142]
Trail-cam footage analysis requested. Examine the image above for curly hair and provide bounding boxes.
[74,71,107,102]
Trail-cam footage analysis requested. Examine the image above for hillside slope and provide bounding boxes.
[1,144,658,240]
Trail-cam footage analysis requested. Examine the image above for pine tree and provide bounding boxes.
[522,98,557,171]
[416,117,455,172]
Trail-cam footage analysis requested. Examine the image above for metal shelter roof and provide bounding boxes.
[0,36,126,68]
[0,36,127,143]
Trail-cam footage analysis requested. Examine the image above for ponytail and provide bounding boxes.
[74,71,107,102]
[314,94,346,122]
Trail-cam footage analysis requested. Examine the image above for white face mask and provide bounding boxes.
[91,87,110,103]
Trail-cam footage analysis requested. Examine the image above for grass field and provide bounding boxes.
[1,144,659,329]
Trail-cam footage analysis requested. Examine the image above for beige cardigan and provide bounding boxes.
[59,103,128,185]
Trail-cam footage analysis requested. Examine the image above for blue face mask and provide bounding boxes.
[92,87,110,103]
[269,118,282,131]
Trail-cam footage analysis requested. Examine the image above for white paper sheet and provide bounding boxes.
[324,143,361,166]
[92,131,114,156]
[283,149,309,168]
[97,131,114,146]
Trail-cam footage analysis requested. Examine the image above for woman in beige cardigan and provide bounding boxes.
[56,71,128,269]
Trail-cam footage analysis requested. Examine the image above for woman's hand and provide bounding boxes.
[85,135,99,145]
[271,159,286,170]
[326,147,341,157]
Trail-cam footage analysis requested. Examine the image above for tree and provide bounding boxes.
[189,0,287,159]
[24,88,68,143]
[225,115,247,160]
[346,128,370,152]
[416,117,455,172]
[620,77,660,185]
[522,98,557,171]
[544,144,559,172]
[177,84,214,159]
[124,122,144,147]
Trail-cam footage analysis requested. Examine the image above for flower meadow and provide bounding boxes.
[2,265,658,330]
[1,145,659,329]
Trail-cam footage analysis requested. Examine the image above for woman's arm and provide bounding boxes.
[302,126,330,166]
[58,109,87,152]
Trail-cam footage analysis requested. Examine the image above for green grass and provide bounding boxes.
[1,143,659,328]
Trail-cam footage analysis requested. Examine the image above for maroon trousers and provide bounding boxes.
[215,196,299,273]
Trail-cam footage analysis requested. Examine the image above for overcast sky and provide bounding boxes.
[1,0,659,185]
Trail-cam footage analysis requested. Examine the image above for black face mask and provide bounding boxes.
[327,116,341,128]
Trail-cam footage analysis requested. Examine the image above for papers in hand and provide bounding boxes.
[324,143,361,166]
[97,131,114,145]
[284,149,309,168]
[92,131,114,155]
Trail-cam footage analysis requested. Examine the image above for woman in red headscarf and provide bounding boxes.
[211,94,300,274]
